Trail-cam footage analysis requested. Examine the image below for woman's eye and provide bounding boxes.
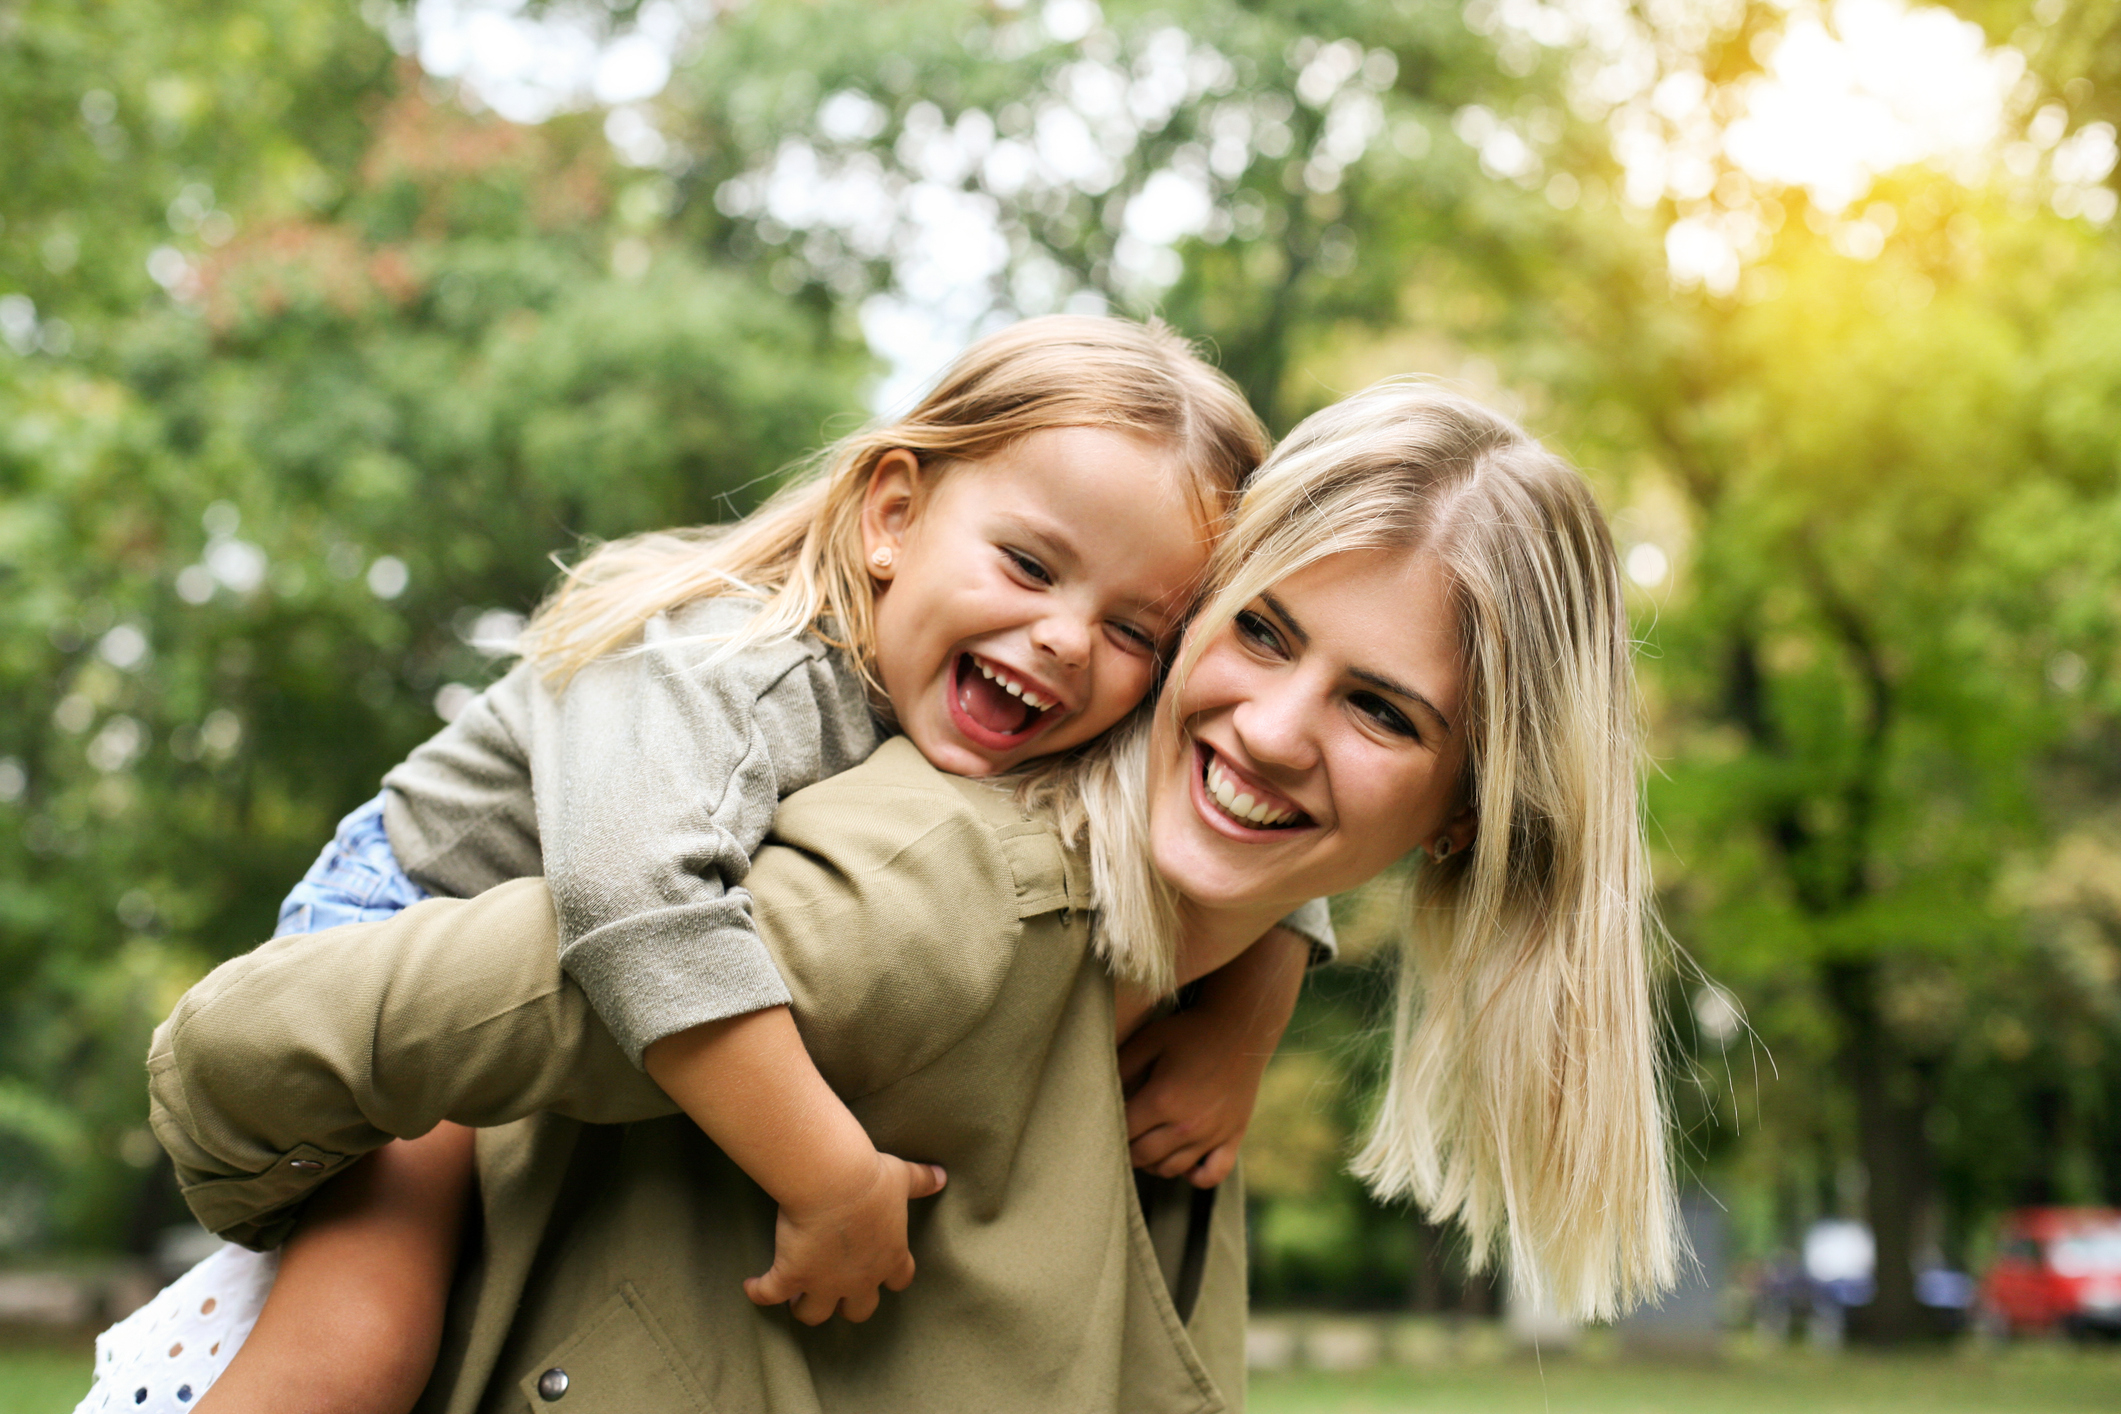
[1234,609,1284,655]
[1003,548,1052,585]
[1351,691,1418,740]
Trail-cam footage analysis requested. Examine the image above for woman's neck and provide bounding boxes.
[1173,897,1291,988]
[1113,896,1288,1041]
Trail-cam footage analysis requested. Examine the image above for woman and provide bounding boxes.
[141,380,1676,1413]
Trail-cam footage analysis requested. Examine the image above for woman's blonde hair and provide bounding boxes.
[1049,377,1677,1319]
[520,315,1267,689]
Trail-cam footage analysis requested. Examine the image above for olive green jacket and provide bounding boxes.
[147,739,1247,1413]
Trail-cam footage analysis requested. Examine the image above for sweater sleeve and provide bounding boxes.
[530,616,874,1066]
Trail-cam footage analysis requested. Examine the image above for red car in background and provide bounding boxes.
[1980,1207,2121,1338]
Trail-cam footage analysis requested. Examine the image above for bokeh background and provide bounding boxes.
[6,0,2121,1402]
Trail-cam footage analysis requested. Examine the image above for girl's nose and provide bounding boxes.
[1030,610,1092,670]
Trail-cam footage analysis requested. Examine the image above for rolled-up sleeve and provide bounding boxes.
[530,616,874,1065]
[147,879,670,1249]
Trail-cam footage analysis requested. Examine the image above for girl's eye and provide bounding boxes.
[1234,609,1284,656]
[1003,548,1053,585]
[1108,621,1157,655]
[1351,691,1418,740]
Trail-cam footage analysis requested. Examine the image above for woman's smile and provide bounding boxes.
[1192,742,1312,833]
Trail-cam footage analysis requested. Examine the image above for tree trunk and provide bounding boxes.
[1821,958,1931,1344]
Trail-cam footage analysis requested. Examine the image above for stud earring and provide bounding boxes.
[1431,836,1453,861]
[870,547,894,570]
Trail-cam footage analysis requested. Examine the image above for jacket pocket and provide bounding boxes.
[515,1282,709,1413]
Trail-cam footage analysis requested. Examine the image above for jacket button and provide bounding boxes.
[536,1368,569,1401]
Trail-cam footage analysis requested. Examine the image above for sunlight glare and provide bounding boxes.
[1721,0,2021,213]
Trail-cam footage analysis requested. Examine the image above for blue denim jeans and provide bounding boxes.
[273,793,430,937]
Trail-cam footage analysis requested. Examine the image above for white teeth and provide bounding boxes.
[973,658,1053,712]
[1204,756,1297,827]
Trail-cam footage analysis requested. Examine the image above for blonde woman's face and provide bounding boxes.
[1147,544,1476,911]
[863,427,1210,778]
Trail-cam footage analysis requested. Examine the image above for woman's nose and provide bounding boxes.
[1230,675,1319,773]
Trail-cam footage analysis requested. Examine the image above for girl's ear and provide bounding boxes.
[860,449,922,581]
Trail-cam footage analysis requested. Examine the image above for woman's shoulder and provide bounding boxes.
[753,740,1091,1097]
[769,739,1090,924]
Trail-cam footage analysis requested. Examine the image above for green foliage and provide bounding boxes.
[4,0,2120,1325]
[0,7,865,1247]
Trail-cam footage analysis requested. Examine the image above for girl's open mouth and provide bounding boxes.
[1195,743,1311,832]
[947,652,1059,750]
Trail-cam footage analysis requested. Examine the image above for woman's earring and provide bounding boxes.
[870,547,894,570]
[1431,836,1453,861]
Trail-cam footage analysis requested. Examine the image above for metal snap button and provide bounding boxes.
[288,1158,324,1171]
[536,1367,569,1401]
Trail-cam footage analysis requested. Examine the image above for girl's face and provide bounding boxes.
[863,427,1211,778]
[1147,544,1476,913]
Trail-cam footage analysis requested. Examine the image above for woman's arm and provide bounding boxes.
[151,749,1042,1249]
[149,878,668,1248]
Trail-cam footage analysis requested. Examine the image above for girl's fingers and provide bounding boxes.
[884,1255,918,1293]
[1128,1124,1181,1169]
[840,1288,882,1323]
[1192,1142,1238,1188]
[789,1291,838,1327]
[1154,1144,1208,1179]
[1124,1091,1176,1140]
[744,1269,794,1308]
[900,1160,947,1199]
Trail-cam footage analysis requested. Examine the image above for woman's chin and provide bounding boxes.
[1149,817,1295,913]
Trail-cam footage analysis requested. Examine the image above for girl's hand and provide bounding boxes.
[1118,926,1308,1188]
[742,1152,947,1325]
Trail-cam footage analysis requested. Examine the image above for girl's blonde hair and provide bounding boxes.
[520,315,1267,688]
[1049,378,1677,1320]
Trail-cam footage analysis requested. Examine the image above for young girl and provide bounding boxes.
[85,315,1331,1414]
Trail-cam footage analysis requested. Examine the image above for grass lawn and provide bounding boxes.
[0,1340,92,1414]
[1249,1347,2121,1414]
[7,1338,2121,1413]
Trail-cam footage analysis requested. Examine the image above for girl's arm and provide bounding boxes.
[642,1007,946,1326]
[1115,924,1309,1187]
[196,1126,474,1414]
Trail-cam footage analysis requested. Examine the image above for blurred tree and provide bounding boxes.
[648,0,1523,428]
[0,13,865,1247]
[8,1,2121,1340]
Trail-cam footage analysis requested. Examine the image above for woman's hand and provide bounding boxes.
[1118,926,1308,1187]
[743,1151,948,1325]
